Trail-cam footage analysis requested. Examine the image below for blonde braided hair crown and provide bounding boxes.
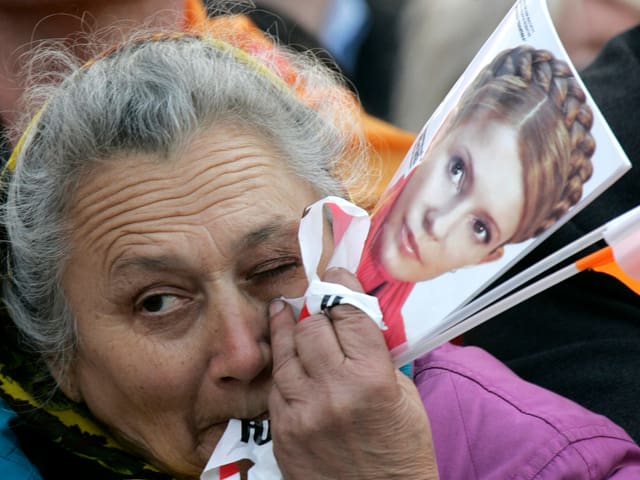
[470,45,595,241]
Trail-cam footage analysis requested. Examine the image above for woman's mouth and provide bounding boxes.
[199,408,269,434]
[399,220,422,262]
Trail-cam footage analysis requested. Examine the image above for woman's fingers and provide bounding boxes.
[291,310,347,376]
[317,268,391,364]
[269,296,346,390]
[267,269,438,480]
[269,268,390,383]
[268,299,307,401]
[322,266,365,293]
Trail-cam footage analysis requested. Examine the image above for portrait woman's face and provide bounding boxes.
[58,126,321,477]
[377,119,525,283]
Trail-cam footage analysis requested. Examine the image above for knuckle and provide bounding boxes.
[321,267,364,292]
[327,303,369,323]
[295,313,330,337]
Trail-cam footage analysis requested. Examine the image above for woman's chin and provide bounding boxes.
[383,256,436,283]
[142,423,228,478]
[195,422,229,464]
[381,248,416,282]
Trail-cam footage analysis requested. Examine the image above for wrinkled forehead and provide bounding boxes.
[62,125,321,271]
[67,124,281,208]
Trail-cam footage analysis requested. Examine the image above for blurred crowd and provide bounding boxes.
[251,0,640,129]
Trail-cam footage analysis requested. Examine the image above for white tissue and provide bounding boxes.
[284,196,383,325]
[201,419,280,480]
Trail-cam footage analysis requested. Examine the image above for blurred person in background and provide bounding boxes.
[0,0,185,158]
[391,0,640,131]
[553,0,640,69]
[253,0,406,120]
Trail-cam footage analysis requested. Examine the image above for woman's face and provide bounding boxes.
[60,126,322,477]
[378,120,525,282]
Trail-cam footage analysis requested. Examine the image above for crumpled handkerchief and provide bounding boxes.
[284,196,384,327]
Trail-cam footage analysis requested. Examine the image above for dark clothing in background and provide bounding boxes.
[350,0,406,120]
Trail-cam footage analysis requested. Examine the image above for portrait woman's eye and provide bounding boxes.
[447,154,466,189]
[471,218,491,244]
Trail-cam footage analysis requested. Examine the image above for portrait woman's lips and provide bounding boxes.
[399,219,422,263]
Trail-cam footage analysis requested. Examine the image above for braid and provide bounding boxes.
[456,45,595,243]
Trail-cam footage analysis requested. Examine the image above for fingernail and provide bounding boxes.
[269,299,285,317]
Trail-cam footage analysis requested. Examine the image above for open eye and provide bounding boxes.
[138,293,185,314]
[471,218,491,244]
[448,155,466,189]
[131,290,199,337]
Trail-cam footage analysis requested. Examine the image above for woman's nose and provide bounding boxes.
[205,293,271,384]
[425,201,467,240]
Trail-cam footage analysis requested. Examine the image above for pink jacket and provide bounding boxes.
[415,343,640,479]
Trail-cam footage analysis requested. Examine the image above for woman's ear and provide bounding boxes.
[479,246,504,264]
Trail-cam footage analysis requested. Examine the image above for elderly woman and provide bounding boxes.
[1,31,640,479]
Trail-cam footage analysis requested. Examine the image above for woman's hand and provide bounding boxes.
[268,267,439,480]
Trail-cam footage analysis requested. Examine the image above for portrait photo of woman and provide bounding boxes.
[357,45,596,351]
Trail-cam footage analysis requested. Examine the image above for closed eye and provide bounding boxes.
[247,259,300,282]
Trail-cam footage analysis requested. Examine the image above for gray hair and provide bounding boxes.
[2,32,368,384]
